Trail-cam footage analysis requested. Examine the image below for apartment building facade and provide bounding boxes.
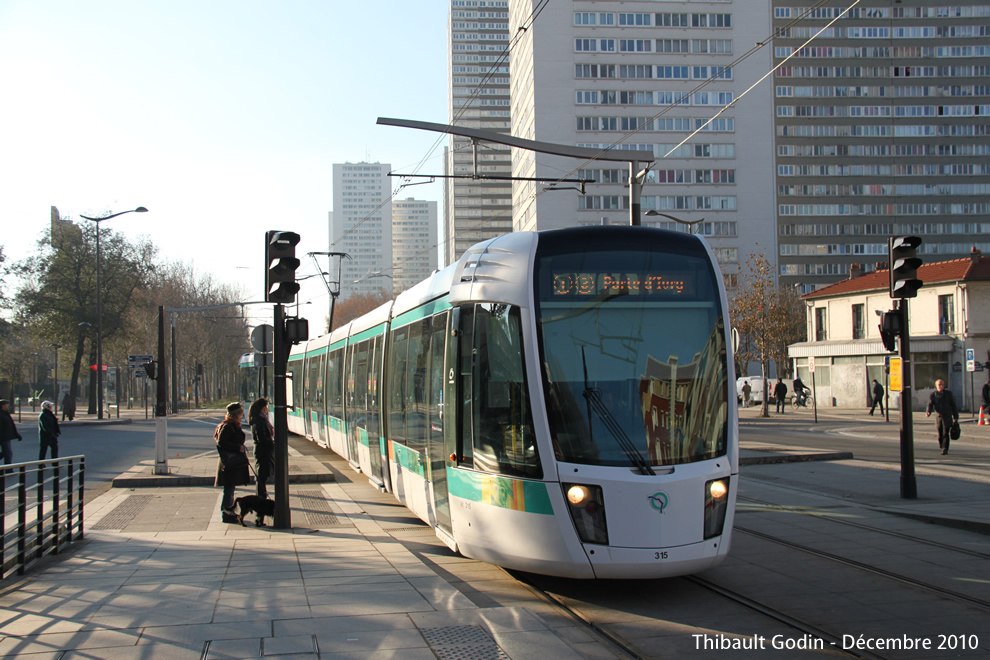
[506,0,778,291]
[446,0,514,266]
[330,162,393,298]
[392,198,439,293]
[772,0,990,291]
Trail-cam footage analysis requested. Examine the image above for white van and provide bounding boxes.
[736,377,773,404]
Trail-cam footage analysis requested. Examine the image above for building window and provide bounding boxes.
[938,295,954,334]
[815,307,827,341]
[852,304,865,339]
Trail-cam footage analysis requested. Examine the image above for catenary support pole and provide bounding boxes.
[273,303,291,529]
[899,299,917,499]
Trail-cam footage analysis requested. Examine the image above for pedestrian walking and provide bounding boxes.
[869,379,885,416]
[0,399,23,465]
[774,379,788,414]
[39,401,61,460]
[925,379,959,455]
[214,402,250,523]
[741,381,752,408]
[61,392,75,421]
[982,379,990,421]
[248,397,275,499]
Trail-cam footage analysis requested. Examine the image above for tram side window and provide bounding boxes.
[306,355,322,412]
[328,349,344,420]
[367,336,381,441]
[404,319,431,454]
[471,304,541,479]
[352,341,370,430]
[387,327,409,444]
[289,358,304,410]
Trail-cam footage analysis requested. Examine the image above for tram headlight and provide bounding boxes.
[562,483,608,545]
[704,478,730,539]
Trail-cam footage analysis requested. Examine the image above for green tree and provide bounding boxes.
[14,222,155,409]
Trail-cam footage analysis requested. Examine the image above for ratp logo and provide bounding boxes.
[648,491,669,514]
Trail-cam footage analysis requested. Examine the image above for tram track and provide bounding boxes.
[515,569,882,660]
[740,495,990,560]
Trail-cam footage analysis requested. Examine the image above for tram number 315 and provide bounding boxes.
[654,551,669,560]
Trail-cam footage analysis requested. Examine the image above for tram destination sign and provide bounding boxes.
[551,271,696,298]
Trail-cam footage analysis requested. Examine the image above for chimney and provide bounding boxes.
[971,246,982,264]
[849,263,862,279]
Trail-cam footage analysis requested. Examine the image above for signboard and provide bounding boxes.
[251,325,275,353]
[889,357,902,392]
[808,356,816,374]
[90,364,108,372]
[129,354,154,369]
[966,348,975,372]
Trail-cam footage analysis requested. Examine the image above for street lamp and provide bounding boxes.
[79,206,148,419]
[644,210,705,234]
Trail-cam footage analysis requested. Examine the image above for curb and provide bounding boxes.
[59,418,134,427]
[740,451,854,466]
[111,472,336,488]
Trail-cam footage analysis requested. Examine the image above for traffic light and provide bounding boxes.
[265,231,301,304]
[143,361,157,379]
[888,236,923,298]
[879,309,901,353]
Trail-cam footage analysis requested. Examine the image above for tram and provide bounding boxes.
[274,226,737,578]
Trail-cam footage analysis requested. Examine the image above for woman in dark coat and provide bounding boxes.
[248,398,275,499]
[215,401,250,523]
[39,401,61,460]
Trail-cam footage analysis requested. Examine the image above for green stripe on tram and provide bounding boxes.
[446,469,554,515]
[349,322,387,345]
[391,296,452,329]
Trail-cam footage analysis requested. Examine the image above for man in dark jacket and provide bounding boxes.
[39,401,61,460]
[0,399,23,465]
[926,379,959,455]
[869,379,885,416]
[774,379,788,414]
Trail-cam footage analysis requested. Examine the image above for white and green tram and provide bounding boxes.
[286,226,737,578]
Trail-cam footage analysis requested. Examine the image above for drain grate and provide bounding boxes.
[295,489,344,527]
[420,625,509,660]
[91,495,154,530]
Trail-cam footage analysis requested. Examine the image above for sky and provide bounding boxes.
[0,1,450,324]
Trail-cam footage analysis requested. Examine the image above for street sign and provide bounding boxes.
[135,368,148,378]
[808,356,816,373]
[129,354,154,369]
[251,324,275,353]
[966,348,975,372]
[90,364,108,372]
[889,357,903,392]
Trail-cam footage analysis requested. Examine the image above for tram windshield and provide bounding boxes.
[535,229,728,468]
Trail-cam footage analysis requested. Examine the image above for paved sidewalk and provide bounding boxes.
[0,447,626,659]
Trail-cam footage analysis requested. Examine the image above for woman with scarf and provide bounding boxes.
[248,398,275,499]
[215,401,250,523]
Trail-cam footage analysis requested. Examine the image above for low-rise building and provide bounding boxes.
[788,250,990,411]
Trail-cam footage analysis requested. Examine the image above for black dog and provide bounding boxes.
[233,495,275,527]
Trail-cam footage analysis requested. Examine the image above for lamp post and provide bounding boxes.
[79,207,148,419]
[644,210,705,234]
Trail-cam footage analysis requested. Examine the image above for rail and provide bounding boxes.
[1,455,85,581]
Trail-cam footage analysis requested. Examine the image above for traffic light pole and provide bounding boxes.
[898,299,917,499]
[273,303,291,529]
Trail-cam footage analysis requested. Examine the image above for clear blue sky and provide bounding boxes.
[0,1,449,316]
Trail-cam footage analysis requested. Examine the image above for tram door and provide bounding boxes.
[428,311,452,534]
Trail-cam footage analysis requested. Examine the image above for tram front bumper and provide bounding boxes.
[584,535,731,579]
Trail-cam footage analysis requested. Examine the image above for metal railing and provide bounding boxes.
[1,455,85,581]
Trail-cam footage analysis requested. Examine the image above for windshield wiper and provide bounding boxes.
[582,348,656,476]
